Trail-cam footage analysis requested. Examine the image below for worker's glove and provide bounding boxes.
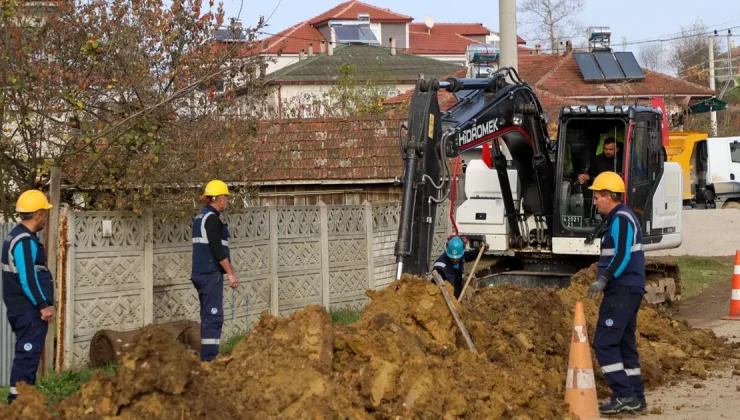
[587,276,608,300]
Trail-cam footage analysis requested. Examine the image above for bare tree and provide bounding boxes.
[669,21,719,86]
[638,44,663,72]
[517,0,585,52]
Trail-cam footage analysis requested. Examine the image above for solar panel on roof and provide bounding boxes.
[614,52,646,80]
[213,29,246,41]
[593,52,626,80]
[334,26,379,44]
[573,52,604,82]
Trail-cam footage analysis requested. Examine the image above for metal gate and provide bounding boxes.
[0,222,17,386]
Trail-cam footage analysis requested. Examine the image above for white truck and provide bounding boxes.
[707,136,740,209]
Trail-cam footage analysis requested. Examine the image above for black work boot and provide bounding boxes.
[599,396,641,415]
[635,397,648,412]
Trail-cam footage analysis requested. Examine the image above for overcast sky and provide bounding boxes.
[218,0,740,55]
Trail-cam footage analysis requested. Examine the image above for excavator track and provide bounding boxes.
[644,258,681,306]
[472,253,681,307]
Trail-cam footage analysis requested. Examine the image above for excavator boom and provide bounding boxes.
[394,70,554,278]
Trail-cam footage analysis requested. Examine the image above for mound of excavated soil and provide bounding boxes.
[3,265,738,419]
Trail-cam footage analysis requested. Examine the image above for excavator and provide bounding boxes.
[393,68,682,305]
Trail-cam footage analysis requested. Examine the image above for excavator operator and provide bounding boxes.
[577,137,623,185]
[432,236,486,299]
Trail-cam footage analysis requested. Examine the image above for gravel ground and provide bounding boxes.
[647,209,740,257]
[642,315,740,419]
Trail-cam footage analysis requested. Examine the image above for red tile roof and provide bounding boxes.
[251,116,406,181]
[407,23,526,55]
[409,22,527,43]
[387,50,713,121]
[308,1,412,25]
[255,4,526,56]
[410,22,491,36]
[524,52,715,98]
[260,21,325,55]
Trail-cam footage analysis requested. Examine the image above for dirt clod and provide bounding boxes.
[650,406,664,414]
[2,265,738,419]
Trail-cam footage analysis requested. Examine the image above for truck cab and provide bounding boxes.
[707,136,740,209]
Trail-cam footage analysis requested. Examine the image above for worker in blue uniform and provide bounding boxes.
[432,236,486,299]
[191,180,239,361]
[2,190,55,404]
[586,171,646,415]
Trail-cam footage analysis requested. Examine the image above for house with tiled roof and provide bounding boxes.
[240,1,527,74]
[253,43,463,118]
[228,26,715,205]
[387,46,715,120]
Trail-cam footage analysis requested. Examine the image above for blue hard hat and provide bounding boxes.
[446,236,465,259]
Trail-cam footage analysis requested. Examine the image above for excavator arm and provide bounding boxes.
[394,69,555,279]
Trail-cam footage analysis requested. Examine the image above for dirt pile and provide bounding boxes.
[2,265,738,419]
[463,264,739,398]
[562,265,739,390]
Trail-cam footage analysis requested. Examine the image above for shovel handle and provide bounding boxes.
[431,271,478,354]
[458,246,485,302]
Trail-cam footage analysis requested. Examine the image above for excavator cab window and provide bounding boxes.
[625,111,665,232]
[554,117,628,235]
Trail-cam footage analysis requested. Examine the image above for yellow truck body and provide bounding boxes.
[665,131,709,201]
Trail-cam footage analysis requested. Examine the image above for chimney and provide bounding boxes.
[299,48,304,61]
[320,40,326,53]
[328,42,334,56]
[308,43,314,57]
[390,37,396,56]
[259,62,267,78]
[534,44,541,55]
[565,40,572,53]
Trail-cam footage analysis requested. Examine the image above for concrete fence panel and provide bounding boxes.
[60,201,452,369]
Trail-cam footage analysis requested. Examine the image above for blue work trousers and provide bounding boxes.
[7,310,48,404]
[593,284,645,403]
[191,272,224,362]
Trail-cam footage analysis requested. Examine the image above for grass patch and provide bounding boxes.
[330,308,363,326]
[219,334,246,355]
[0,364,116,407]
[673,256,734,299]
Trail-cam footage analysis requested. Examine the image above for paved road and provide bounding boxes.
[647,209,740,257]
[642,293,740,419]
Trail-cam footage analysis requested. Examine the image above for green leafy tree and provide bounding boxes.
[0,0,270,217]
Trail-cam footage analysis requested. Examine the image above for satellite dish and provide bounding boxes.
[424,16,435,30]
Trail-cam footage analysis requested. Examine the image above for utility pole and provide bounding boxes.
[728,30,734,89]
[659,41,664,73]
[622,37,627,52]
[499,0,518,72]
[709,34,717,136]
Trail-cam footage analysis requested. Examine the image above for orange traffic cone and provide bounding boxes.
[721,250,740,321]
[564,301,600,420]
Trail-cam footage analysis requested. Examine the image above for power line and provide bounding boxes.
[624,26,740,46]
[626,13,740,44]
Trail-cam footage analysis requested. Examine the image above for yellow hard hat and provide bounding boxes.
[16,190,53,213]
[588,171,626,193]
[204,180,230,197]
